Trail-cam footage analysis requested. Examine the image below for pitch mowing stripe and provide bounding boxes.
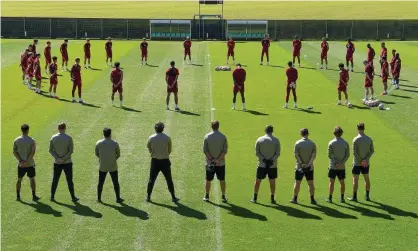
[206,41,223,251]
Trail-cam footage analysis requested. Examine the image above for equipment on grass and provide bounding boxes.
[363,99,381,107]
[215,66,231,71]
[347,103,353,108]
[378,103,385,110]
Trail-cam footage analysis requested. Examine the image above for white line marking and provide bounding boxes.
[206,42,223,251]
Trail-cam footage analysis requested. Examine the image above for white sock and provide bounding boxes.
[232,103,236,109]
[242,103,246,109]
[338,100,341,104]
[120,100,123,106]
[175,104,179,109]
[112,100,114,105]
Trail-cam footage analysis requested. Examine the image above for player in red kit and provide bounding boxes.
[26,52,35,90]
[140,38,148,65]
[20,49,29,85]
[363,60,375,101]
[320,37,329,69]
[60,39,69,71]
[49,56,59,98]
[183,37,192,63]
[231,63,247,111]
[380,56,389,95]
[284,61,298,108]
[260,34,270,65]
[166,61,180,110]
[44,41,52,73]
[84,38,91,69]
[105,38,113,67]
[292,36,302,67]
[33,54,42,94]
[110,62,124,107]
[226,37,235,65]
[337,63,349,105]
[346,38,355,72]
[366,44,375,66]
[379,42,387,70]
[32,39,38,54]
[392,53,401,90]
[389,49,396,82]
[71,58,83,103]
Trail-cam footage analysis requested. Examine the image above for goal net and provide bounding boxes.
[226,20,267,40]
[150,20,191,39]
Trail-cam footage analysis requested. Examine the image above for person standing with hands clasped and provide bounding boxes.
[95,128,123,203]
[251,125,281,204]
[49,122,79,202]
[290,128,317,205]
[348,123,374,202]
[203,121,228,203]
[146,122,179,203]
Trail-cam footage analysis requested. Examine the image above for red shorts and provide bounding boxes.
[85,52,91,59]
[73,80,82,87]
[338,84,347,92]
[45,56,52,65]
[261,49,269,56]
[368,59,374,65]
[35,74,42,81]
[227,50,234,57]
[382,75,388,82]
[50,78,58,85]
[365,80,373,88]
[167,84,178,93]
[21,65,27,72]
[141,50,148,57]
[293,50,300,57]
[184,49,191,56]
[233,84,244,93]
[346,54,353,62]
[106,50,112,58]
[62,53,69,62]
[27,72,34,78]
[321,51,327,60]
[112,85,123,93]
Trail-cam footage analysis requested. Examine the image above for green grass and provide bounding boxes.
[1,39,418,251]
[2,1,418,19]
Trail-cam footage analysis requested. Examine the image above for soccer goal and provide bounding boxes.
[226,20,268,40]
[150,20,191,40]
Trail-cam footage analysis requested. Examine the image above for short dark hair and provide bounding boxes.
[52,56,58,60]
[211,121,220,130]
[103,128,112,137]
[64,39,68,42]
[265,125,274,134]
[21,124,29,133]
[36,53,41,57]
[170,61,175,66]
[33,39,38,42]
[357,123,365,131]
[338,63,344,68]
[333,126,344,137]
[114,62,120,67]
[382,56,387,61]
[301,128,309,137]
[58,122,66,130]
[367,43,371,47]
[75,57,80,62]
[155,121,164,133]
[236,63,241,67]
[287,61,293,67]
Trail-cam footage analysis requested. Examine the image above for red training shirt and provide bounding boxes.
[111,69,123,85]
[141,42,148,51]
[71,64,82,81]
[286,67,298,84]
[293,40,302,51]
[60,43,68,55]
[261,39,270,50]
[339,69,349,86]
[321,41,329,52]
[227,40,235,50]
[105,41,112,51]
[184,40,192,50]
[233,68,246,85]
[166,67,179,86]
[346,42,355,55]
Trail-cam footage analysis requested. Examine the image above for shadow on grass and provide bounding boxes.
[390,94,412,99]
[399,84,416,88]
[19,200,62,217]
[245,110,269,116]
[151,201,206,220]
[269,65,284,68]
[290,108,322,114]
[351,104,370,110]
[54,201,102,218]
[336,202,394,220]
[101,202,148,220]
[380,100,396,105]
[191,63,203,67]
[90,67,102,71]
[208,201,267,221]
[82,102,101,108]
[402,89,418,93]
[298,203,357,219]
[360,201,418,218]
[122,106,141,113]
[260,203,321,220]
[146,64,158,68]
[177,110,201,116]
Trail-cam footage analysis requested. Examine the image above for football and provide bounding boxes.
[347,103,353,108]
[378,103,385,110]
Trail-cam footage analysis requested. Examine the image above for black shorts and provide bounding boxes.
[295,169,314,181]
[206,165,225,181]
[328,169,346,180]
[256,167,277,180]
[352,165,370,175]
[17,165,36,178]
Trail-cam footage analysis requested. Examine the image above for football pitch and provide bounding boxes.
[1,39,418,250]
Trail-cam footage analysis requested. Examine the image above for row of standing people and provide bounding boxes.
[13,121,373,206]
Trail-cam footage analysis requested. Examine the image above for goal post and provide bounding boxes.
[226,20,268,40]
[150,20,191,40]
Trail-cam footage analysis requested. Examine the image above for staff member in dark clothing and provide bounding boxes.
[13,124,40,201]
[95,128,123,203]
[146,122,179,203]
[49,122,79,202]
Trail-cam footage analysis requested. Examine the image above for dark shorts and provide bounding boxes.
[328,169,346,180]
[295,169,314,181]
[256,167,277,180]
[206,165,225,181]
[352,165,370,175]
[18,165,36,178]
